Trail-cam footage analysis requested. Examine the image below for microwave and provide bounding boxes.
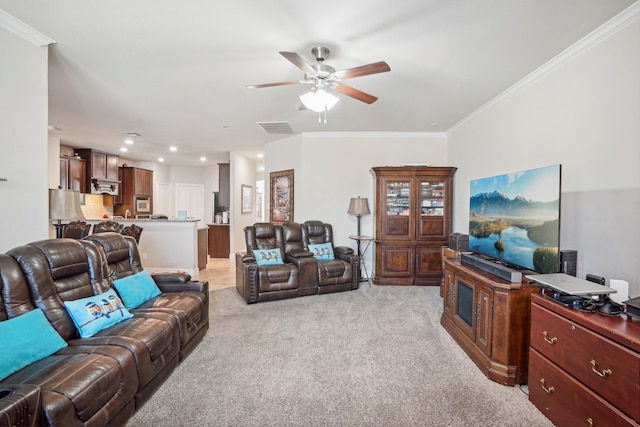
[135,197,151,214]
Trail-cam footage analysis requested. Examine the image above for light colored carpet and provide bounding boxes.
[128,284,553,426]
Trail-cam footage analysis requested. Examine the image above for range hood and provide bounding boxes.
[90,178,120,196]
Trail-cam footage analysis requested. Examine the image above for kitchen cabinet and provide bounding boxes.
[59,157,87,193]
[134,168,153,196]
[208,225,230,258]
[114,166,153,216]
[76,149,119,195]
[370,166,456,285]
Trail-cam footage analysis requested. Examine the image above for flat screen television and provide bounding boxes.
[468,164,561,274]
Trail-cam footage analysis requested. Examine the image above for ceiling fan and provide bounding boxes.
[247,46,390,118]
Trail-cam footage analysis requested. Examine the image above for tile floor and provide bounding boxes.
[193,257,236,291]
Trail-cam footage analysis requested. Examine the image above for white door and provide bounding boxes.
[175,183,205,227]
[155,182,171,216]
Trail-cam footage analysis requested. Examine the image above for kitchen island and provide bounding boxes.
[84,218,203,276]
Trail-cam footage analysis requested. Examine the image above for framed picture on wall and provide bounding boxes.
[270,169,294,223]
[241,184,253,214]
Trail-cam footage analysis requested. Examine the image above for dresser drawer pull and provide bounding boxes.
[542,331,557,344]
[586,418,593,427]
[590,359,612,378]
[540,378,555,394]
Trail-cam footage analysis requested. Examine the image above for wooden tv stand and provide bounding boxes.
[441,257,538,386]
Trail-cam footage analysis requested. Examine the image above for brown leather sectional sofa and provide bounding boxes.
[235,220,359,303]
[0,232,208,426]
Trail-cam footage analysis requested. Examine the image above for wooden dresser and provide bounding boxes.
[529,293,640,426]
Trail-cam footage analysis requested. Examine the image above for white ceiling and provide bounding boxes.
[1,0,635,167]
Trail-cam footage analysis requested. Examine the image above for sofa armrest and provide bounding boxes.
[156,280,209,295]
[237,252,256,263]
[0,385,42,427]
[235,252,259,303]
[151,271,192,283]
[334,246,354,256]
[285,250,314,261]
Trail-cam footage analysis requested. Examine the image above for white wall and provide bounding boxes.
[448,10,640,295]
[265,132,448,274]
[230,153,257,255]
[0,27,50,251]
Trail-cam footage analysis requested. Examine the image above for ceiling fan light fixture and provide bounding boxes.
[299,89,339,113]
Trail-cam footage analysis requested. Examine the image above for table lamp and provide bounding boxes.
[49,187,86,238]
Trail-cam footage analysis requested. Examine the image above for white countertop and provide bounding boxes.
[85,218,201,223]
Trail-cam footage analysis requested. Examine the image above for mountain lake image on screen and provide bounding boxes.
[468,164,561,274]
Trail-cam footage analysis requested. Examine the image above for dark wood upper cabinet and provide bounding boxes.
[59,156,87,193]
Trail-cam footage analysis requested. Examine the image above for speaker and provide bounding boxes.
[460,253,522,282]
[449,233,469,252]
[559,250,577,276]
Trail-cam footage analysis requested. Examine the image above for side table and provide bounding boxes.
[349,235,374,286]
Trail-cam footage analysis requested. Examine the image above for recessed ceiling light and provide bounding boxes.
[259,166,264,171]
[120,147,128,152]
[169,146,177,152]
[200,157,206,162]
[124,138,134,145]
[257,153,263,158]
[158,157,165,162]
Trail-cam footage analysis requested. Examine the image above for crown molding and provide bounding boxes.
[0,9,55,47]
[449,2,640,134]
[301,131,447,139]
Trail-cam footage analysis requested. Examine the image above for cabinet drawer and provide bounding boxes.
[529,348,636,427]
[531,303,640,420]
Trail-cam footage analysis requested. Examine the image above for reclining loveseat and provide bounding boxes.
[0,232,208,426]
[235,221,358,303]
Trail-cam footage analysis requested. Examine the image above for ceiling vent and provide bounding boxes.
[256,121,294,135]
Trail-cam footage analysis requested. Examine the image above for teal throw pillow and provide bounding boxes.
[113,270,162,310]
[252,248,284,266]
[0,308,68,381]
[309,243,335,260]
[64,289,133,338]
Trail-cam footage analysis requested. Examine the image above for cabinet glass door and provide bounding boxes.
[417,179,447,240]
[386,181,411,216]
[381,179,413,239]
[420,181,445,216]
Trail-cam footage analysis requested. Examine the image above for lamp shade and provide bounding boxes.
[300,89,339,113]
[347,197,370,216]
[49,188,85,220]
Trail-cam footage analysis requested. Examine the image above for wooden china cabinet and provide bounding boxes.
[370,166,456,286]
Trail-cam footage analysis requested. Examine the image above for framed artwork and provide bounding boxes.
[241,184,253,214]
[270,169,294,223]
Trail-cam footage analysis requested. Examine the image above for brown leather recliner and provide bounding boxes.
[236,223,301,303]
[303,220,359,294]
[0,254,138,426]
[85,232,209,361]
[7,239,180,409]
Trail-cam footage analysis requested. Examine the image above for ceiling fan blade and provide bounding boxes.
[246,81,301,89]
[335,84,379,104]
[279,51,317,75]
[334,61,390,80]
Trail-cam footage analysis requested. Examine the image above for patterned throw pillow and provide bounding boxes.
[0,309,68,381]
[309,243,335,260]
[64,289,133,338]
[252,248,284,266]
